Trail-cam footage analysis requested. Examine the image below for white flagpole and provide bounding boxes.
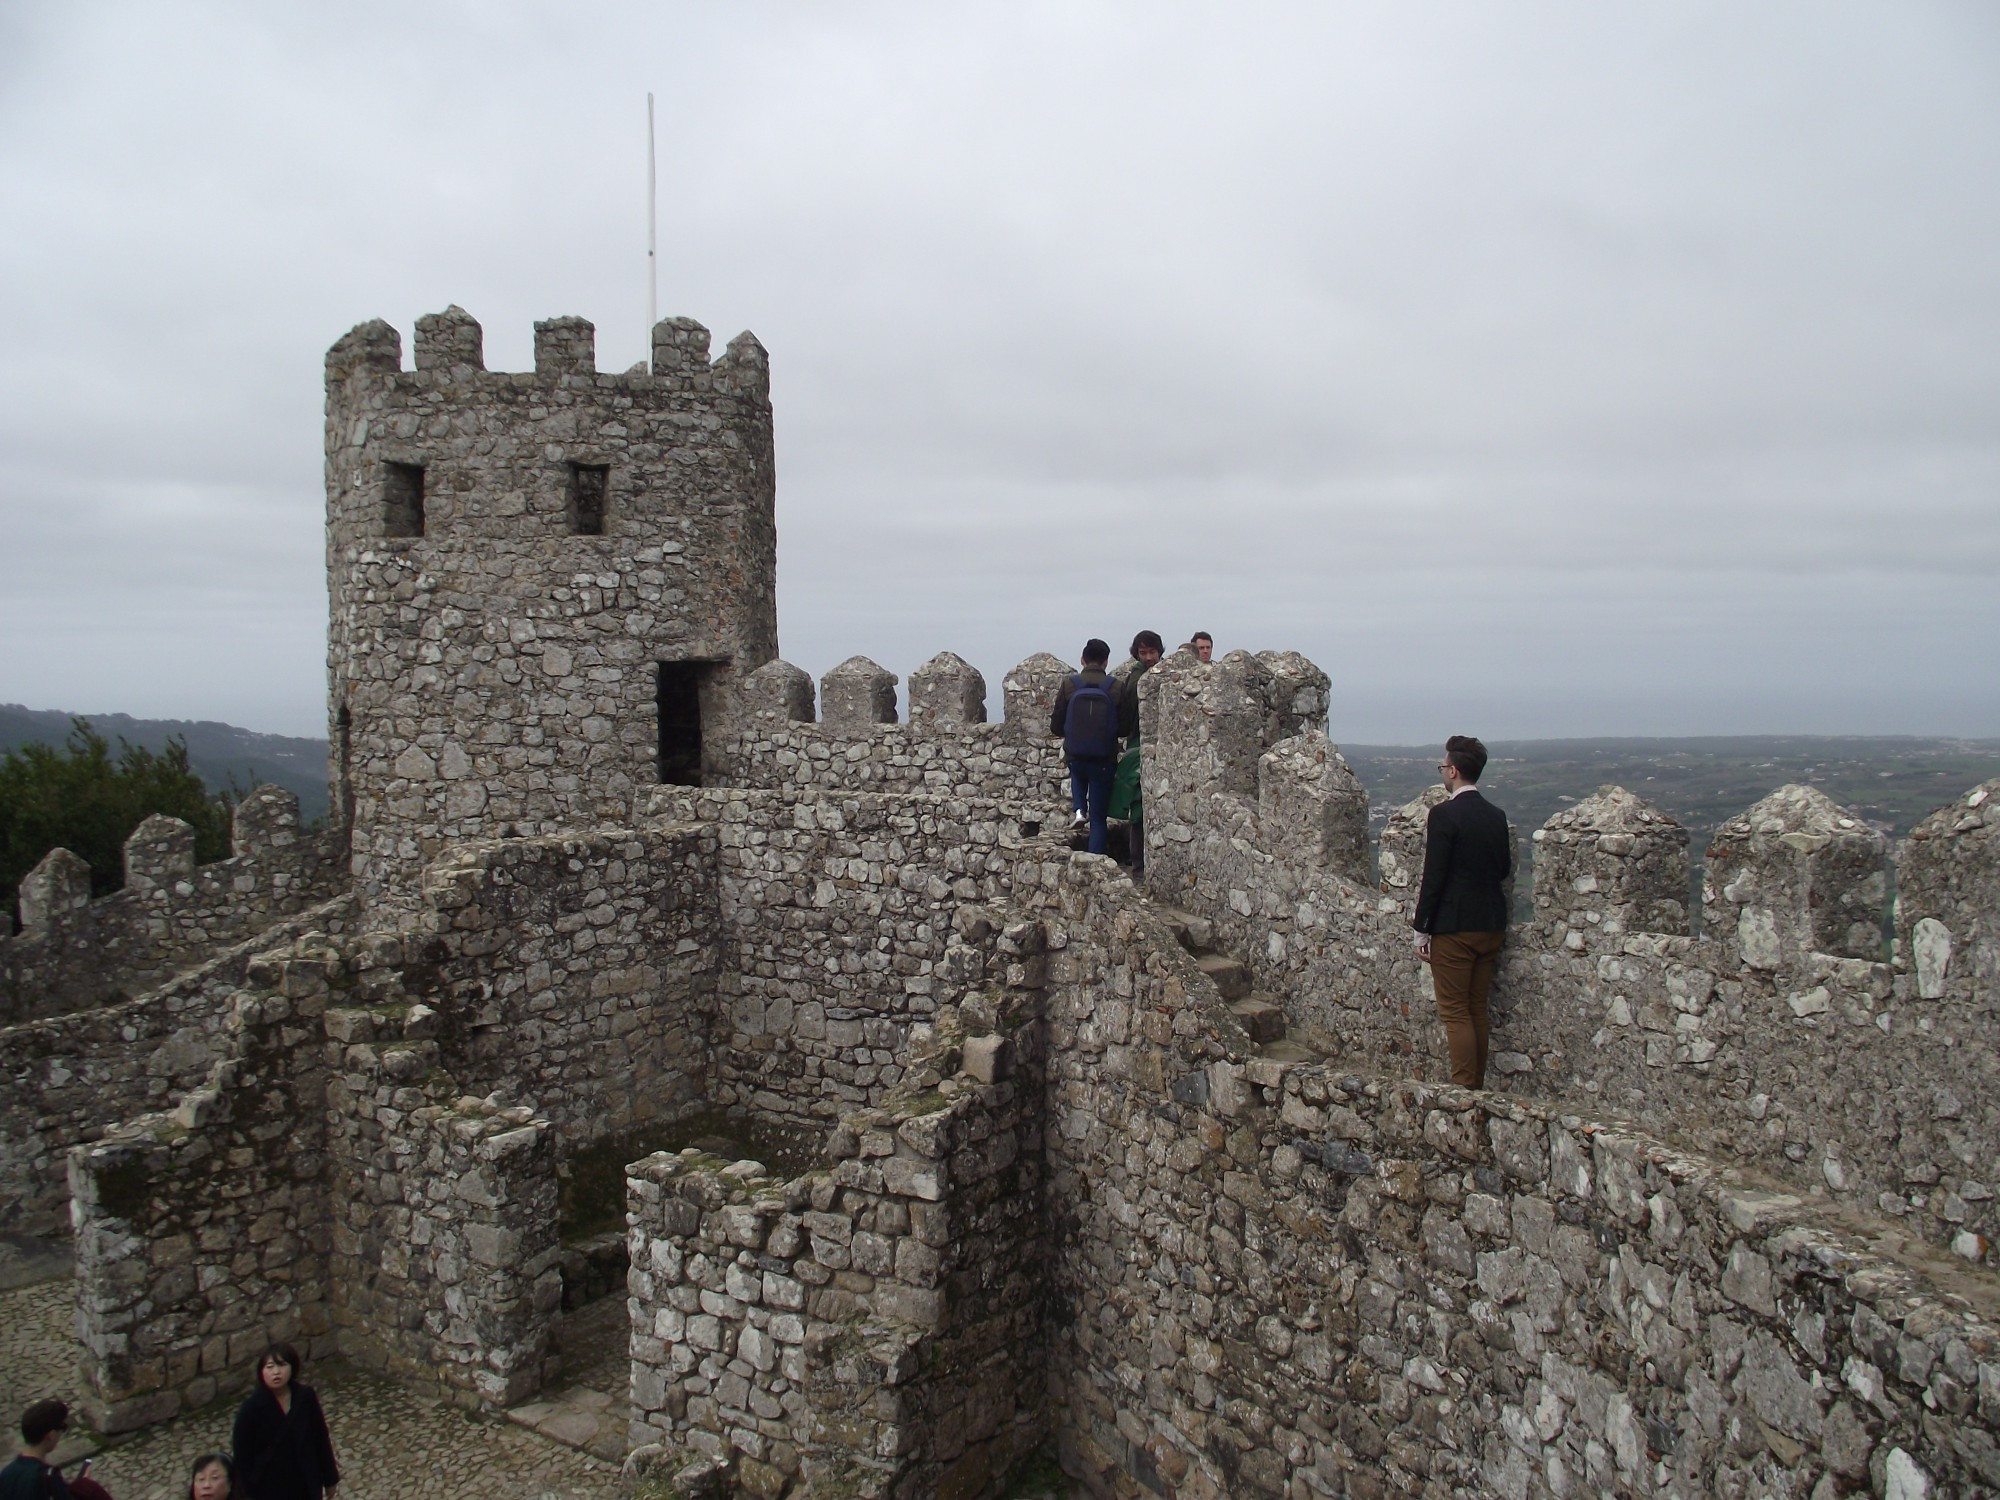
[647,92,658,342]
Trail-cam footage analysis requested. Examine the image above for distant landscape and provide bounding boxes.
[6,707,1997,890]
[1340,735,2000,846]
[0,705,330,823]
[1342,735,2000,929]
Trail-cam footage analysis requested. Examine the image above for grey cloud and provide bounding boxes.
[0,1,1994,737]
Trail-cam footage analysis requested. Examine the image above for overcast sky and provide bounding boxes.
[1,2,1995,743]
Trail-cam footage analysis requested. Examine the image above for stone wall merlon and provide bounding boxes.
[739,658,815,723]
[532,315,595,376]
[1895,777,2000,1005]
[16,847,89,934]
[1530,786,1690,942]
[1001,652,1071,731]
[820,656,898,727]
[1706,783,1890,967]
[325,318,400,378]
[123,813,196,891]
[414,304,483,371]
[907,651,987,727]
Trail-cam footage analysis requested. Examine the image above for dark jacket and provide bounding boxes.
[233,1383,339,1500]
[1413,789,1512,935]
[1050,668,1118,761]
[0,1455,69,1500]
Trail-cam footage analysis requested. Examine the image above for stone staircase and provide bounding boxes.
[1150,903,1316,1060]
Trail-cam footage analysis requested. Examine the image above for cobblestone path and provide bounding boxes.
[1,1279,626,1500]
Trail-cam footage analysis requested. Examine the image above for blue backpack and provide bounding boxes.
[1063,674,1120,761]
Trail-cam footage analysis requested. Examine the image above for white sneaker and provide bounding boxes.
[1072,810,1087,828]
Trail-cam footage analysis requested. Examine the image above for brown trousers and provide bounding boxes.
[1430,930,1505,1088]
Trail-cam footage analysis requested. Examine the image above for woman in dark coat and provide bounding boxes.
[230,1343,339,1500]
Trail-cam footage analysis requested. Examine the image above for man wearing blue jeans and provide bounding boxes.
[1050,639,1120,856]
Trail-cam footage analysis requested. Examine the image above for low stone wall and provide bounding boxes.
[0,895,353,1236]
[625,990,1049,1499]
[643,785,1062,1132]
[1139,651,2000,1268]
[406,822,720,1145]
[68,937,572,1426]
[68,946,342,1432]
[1037,855,2000,1499]
[721,720,1068,805]
[1,786,344,1024]
[323,1003,562,1407]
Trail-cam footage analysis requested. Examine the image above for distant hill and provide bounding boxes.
[1340,735,2000,846]
[0,705,329,824]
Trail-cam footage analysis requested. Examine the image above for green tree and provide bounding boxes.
[0,720,234,931]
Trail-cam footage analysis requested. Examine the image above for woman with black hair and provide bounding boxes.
[230,1344,339,1500]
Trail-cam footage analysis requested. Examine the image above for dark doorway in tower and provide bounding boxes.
[656,663,711,786]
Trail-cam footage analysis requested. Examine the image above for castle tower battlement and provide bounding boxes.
[324,308,778,919]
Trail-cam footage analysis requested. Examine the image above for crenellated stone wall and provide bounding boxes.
[719,651,1071,805]
[1032,849,2000,1500]
[0,784,343,1025]
[1139,648,2000,1273]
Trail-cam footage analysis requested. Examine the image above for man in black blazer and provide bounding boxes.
[1412,735,1512,1088]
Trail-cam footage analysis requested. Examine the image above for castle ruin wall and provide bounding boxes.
[1,785,343,1026]
[1139,650,2000,1272]
[625,988,1049,1499]
[1032,848,2000,1499]
[641,784,1064,1133]
[0,894,354,1238]
[69,948,343,1432]
[401,822,721,1147]
[70,937,571,1428]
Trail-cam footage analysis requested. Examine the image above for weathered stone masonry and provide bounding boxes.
[1,783,342,1025]
[13,306,2000,1495]
[1138,647,2000,1274]
[325,309,776,920]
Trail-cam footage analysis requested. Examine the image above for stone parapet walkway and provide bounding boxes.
[1,1278,625,1500]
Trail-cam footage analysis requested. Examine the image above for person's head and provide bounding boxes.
[255,1342,303,1394]
[1441,735,1488,786]
[1131,630,1164,667]
[1190,632,1213,664]
[1080,638,1110,668]
[20,1399,67,1454]
[189,1452,235,1500]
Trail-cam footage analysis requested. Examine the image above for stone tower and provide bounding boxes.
[323,307,777,918]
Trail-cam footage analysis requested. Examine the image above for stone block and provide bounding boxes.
[820,656,898,727]
[908,651,987,726]
[1705,784,1888,965]
[962,1035,1011,1083]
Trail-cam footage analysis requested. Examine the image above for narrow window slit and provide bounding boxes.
[383,461,426,538]
[568,462,609,535]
